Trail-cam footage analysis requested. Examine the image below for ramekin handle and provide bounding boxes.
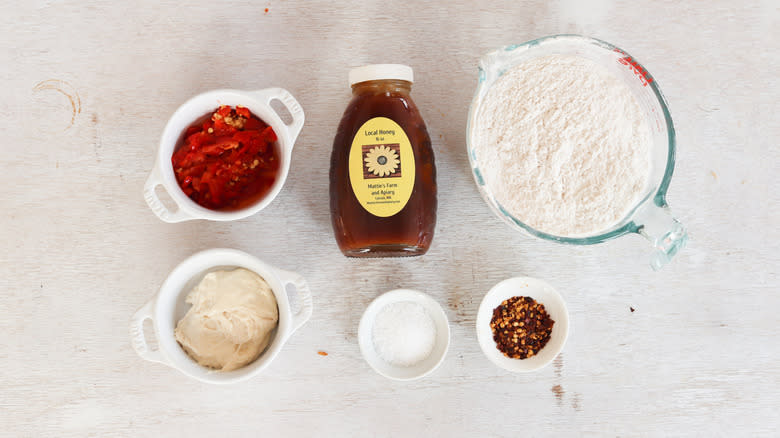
[143,164,194,223]
[130,299,168,365]
[253,87,305,145]
[276,269,313,334]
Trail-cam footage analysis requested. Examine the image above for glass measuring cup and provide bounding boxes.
[467,35,688,270]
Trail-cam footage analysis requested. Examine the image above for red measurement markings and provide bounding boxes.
[614,48,653,87]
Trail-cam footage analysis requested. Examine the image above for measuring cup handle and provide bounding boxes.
[130,299,168,365]
[634,202,688,270]
[252,88,305,144]
[144,164,194,223]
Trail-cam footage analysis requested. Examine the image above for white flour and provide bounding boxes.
[473,55,652,237]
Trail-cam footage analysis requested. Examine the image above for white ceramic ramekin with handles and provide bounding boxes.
[144,88,305,222]
[130,248,313,384]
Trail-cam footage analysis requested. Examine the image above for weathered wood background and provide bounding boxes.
[1,1,778,436]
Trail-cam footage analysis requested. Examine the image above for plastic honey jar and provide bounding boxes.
[329,64,437,257]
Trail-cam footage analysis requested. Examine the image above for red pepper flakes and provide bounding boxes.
[171,105,279,210]
[490,296,554,359]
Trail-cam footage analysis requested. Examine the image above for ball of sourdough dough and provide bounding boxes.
[174,268,279,371]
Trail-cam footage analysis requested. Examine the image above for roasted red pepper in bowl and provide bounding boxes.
[171,105,280,210]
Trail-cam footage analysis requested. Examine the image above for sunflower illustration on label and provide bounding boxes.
[363,144,401,178]
[349,117,415,217]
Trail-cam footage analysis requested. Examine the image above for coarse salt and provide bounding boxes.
[371,301,436,367]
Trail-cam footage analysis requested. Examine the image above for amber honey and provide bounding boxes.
[330,66,437,257]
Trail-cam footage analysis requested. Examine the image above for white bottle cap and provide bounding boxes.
[348,64,414,86]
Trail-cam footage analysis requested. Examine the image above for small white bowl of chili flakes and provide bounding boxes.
[144,88,304,222]
[476,277,569,372]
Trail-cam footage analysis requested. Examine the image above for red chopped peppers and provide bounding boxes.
[171,105,279,210]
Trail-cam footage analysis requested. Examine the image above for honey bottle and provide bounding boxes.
[330,64,437,257]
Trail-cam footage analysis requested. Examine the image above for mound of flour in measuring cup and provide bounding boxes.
[473,55,652,237]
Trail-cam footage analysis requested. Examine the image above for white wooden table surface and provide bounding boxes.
[2,1,778,436]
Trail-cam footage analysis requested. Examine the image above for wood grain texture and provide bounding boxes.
[1,0,778,436]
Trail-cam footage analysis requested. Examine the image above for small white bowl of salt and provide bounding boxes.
[358,289,450,381]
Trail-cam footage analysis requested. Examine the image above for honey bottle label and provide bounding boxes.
[348,117,415,217]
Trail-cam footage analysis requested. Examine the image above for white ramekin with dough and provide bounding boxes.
[130,248,312,384]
